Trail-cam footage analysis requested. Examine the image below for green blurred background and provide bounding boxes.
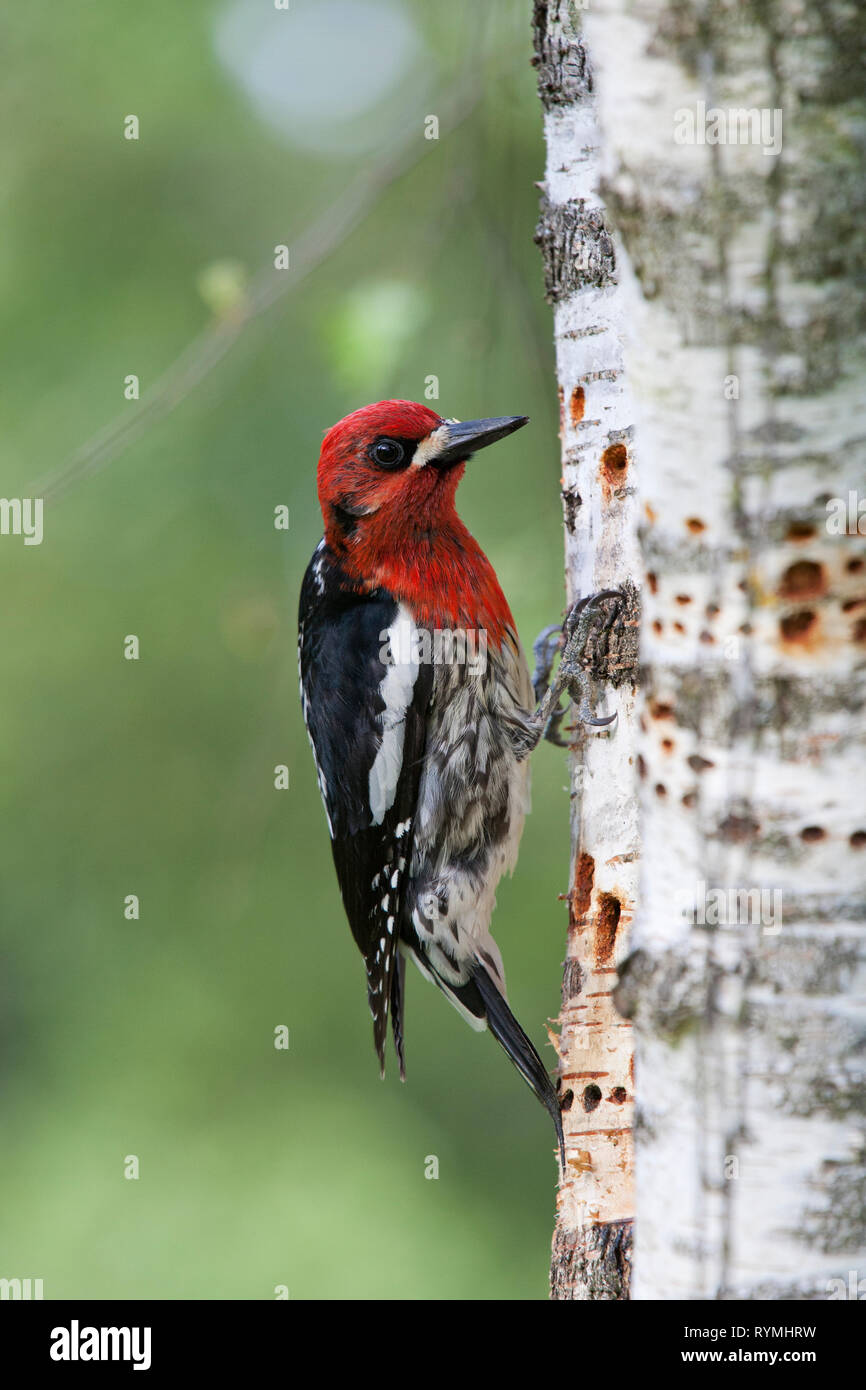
[0,0,571,1299]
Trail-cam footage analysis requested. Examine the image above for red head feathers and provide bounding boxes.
[316,400,528,642]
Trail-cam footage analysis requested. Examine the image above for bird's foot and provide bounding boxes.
[528,590,623,749]
[530,623,569,745]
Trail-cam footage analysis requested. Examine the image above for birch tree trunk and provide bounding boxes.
[533,0,640,1301]
[572,0,866,1299]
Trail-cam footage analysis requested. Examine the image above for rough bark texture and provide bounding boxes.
[533,0,640,1301]
[581,0,866,1298]
[550,1219,634,1301]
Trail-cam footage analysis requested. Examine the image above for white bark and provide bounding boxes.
[533,1,640,1300]
[581,0,866,1299]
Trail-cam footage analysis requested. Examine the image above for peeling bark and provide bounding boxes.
[550,1220,633,1301]
[533,0,640,1302]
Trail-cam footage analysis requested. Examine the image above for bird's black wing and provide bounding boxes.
[298,543,432,1075]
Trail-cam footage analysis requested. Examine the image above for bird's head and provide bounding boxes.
[316,400,528,554]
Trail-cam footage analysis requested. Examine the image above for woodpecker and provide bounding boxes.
[298,400,567,1162]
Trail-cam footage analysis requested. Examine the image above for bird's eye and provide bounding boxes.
[371,438,405,469]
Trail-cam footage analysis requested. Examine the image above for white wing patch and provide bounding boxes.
[368,605,419,826]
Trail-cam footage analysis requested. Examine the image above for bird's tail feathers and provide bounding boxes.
[366,948,407,1081]
[390,952,407,1081]
[367,963,390,1079]
[473,966,565,1170]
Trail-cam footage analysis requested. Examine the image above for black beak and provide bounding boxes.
[432,415,529,467]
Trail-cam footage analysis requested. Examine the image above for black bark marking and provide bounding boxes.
[531,2,593,109]
[550,1220,632,1302]
[535,196,617,303]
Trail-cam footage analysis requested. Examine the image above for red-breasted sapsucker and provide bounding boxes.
[298,400,564,1161]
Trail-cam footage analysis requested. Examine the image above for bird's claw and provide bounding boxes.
[541,709,571,746]
[531,623,564,705]
[531,590,623,745]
